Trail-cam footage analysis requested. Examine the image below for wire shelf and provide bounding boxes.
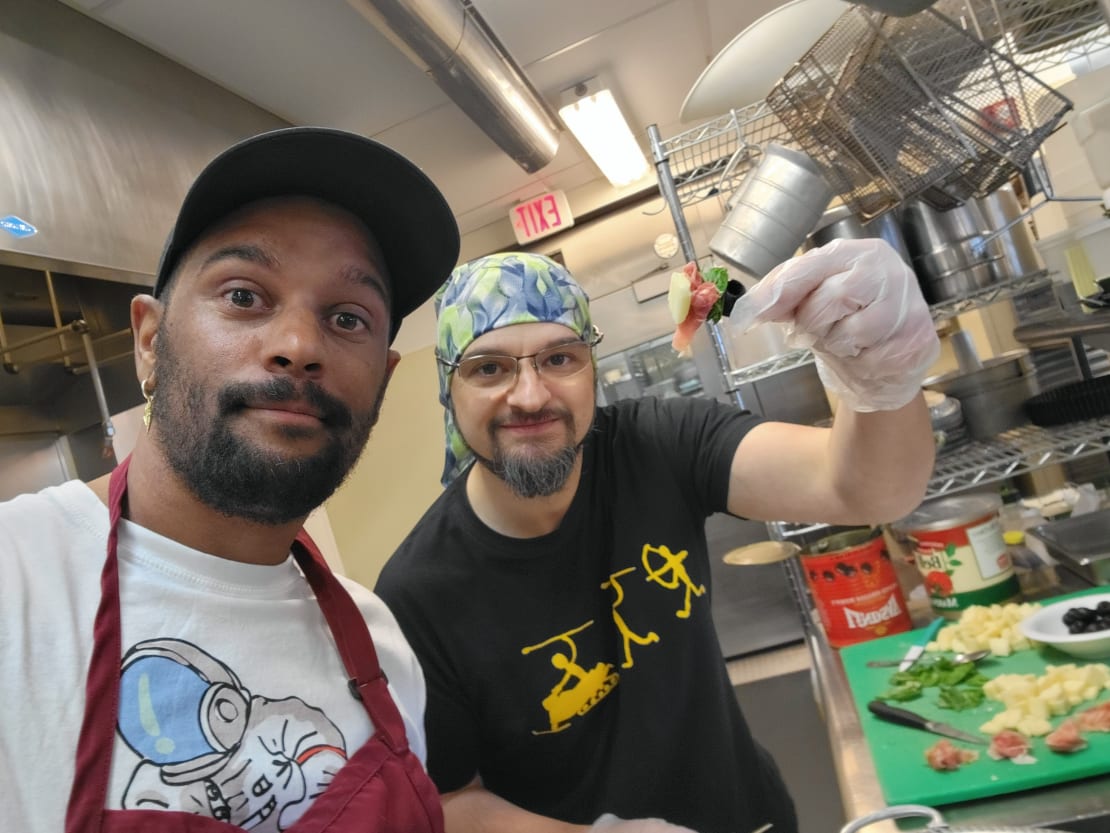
[927,269,1052,320]
[769,416,1110,542]
[722,272,1050,388]
[726,349,816,388]
[654,102,795,207]
[928,415,1110,497]
[960,0,1110,76]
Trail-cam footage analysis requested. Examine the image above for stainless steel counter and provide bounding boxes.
[793,559,1110,832]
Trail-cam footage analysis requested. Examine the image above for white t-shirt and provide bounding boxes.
[0,481,428,833]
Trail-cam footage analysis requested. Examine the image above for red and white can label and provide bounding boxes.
[908,511,1020,617]
[802,535,912,648]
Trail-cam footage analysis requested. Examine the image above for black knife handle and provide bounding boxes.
[868,699,928,729]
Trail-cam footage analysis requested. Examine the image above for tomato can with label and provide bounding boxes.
[801,528,913,648]
[893,494,1021,619]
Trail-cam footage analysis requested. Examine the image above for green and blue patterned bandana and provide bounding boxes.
[434,252,593,485]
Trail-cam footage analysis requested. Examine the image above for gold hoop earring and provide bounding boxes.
[141,377,155,431]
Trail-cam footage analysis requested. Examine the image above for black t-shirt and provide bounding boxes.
[376,397,797,833]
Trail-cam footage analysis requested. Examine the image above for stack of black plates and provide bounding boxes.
[1024,376,1110,427]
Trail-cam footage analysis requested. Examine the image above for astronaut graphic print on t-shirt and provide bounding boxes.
[116,638,348,831]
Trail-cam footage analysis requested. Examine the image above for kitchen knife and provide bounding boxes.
[897,617,945,672]
[867,700,987,745]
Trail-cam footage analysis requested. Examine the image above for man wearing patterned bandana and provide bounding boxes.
[377,244,940,833]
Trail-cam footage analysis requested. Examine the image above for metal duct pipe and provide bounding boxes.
[347,0,561,172]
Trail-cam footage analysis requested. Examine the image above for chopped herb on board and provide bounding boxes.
[936,684,985,711]
[876,658,988,711]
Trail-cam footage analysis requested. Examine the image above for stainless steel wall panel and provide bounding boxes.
[0,0,286,283]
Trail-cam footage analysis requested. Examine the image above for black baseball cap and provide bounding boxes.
[153,126,460,342]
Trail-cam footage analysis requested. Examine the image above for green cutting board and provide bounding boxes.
[840,587,1110,807]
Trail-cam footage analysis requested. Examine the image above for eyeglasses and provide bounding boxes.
[440,327,604,390]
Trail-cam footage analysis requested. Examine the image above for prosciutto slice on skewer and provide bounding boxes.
[668,262,724,357]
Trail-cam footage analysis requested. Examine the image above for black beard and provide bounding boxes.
[151,327,383,525]
[485,444,579,498]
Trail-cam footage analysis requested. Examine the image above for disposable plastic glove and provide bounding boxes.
[588,814,699,833]
[732,237,940,413]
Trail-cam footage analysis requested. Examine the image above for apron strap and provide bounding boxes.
[292,531,408,753]
[64,458,130,833]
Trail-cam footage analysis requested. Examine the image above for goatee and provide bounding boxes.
[467,405,589,499]
[487,445,579,498]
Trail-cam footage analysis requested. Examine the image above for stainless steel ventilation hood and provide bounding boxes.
[347,0,561,173]
[0,0,285,474]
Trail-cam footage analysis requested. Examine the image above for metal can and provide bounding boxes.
[802,528,913,648]
[894,494,1021,619]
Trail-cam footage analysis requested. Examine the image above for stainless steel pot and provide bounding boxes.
[841,804,1073,833]
[975,183,1044,280]
[804,205,913,267]
[807,205,867,247]
[902,200,1002,303]
[863,211,913,266]
[710,143,834,279]
[923,350,1038,440]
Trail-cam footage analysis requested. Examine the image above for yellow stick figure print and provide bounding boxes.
[522,622,619,735]
[601,567,659,668]
[642,543,705,619]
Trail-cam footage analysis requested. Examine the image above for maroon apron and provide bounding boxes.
[63,457,445,833]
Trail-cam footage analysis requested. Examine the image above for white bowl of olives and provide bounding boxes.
[1020,593,1110,660]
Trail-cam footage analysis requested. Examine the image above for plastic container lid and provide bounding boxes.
[1003,530,1026,546]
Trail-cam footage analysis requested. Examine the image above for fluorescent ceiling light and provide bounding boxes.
[558,79,650,188]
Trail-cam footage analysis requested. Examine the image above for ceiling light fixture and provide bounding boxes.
[558,78,650,188]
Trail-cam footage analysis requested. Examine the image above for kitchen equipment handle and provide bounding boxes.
[920,616,945,645]
[839,805,944,833]
[867,700,929,729]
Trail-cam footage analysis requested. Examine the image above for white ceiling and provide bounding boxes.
[58,0,801,242]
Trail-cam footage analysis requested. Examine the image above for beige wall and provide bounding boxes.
[325,345,446,590]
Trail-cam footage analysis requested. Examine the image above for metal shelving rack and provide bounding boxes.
[724,270,1055,387]
[648,117,1092,501]
[647,1,1110,556]
[929,415,1110,495]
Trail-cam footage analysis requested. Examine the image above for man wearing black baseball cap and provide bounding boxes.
[0,127,459,833]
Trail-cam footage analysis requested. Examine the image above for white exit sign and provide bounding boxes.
[510,190,574,244]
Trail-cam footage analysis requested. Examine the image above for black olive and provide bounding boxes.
[823,570,836,582]
[1098,601,1110,615]
[835,563,857,576]
[860,562,873,574]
